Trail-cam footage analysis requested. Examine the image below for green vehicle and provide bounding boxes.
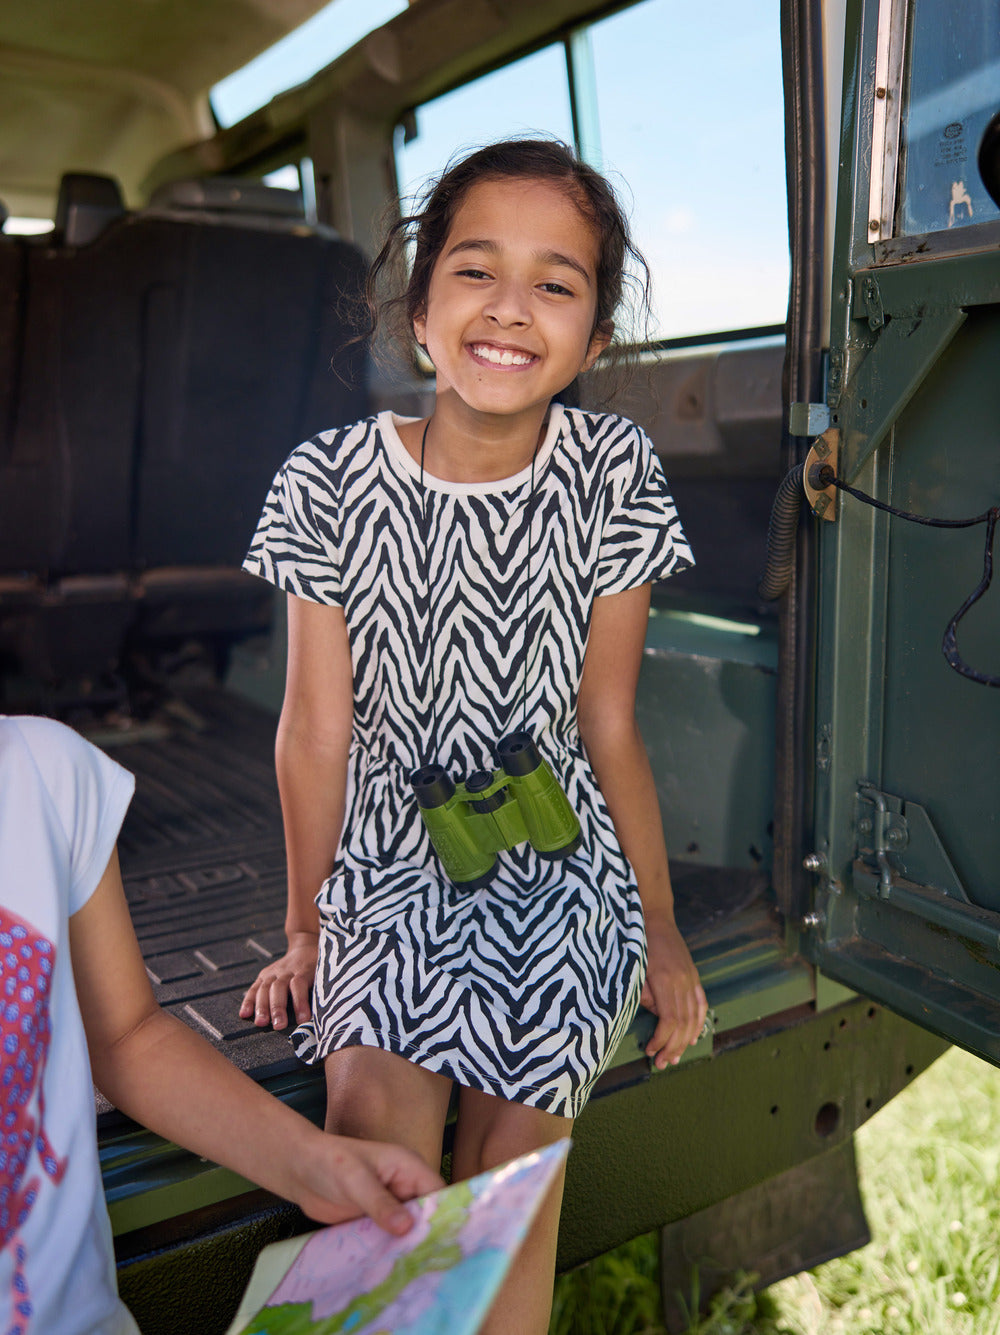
[0,0,997,1329]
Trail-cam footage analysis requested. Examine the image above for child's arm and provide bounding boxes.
[240,593,354,1030]
[577,583,708,1069]
[73,849,443,1233]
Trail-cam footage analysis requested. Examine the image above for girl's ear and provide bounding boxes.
[582,320,614,373]
[413,308,427,348]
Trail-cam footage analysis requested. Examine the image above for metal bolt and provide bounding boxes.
[875,86,887,99]
[888,826,907,847]
[869,219,880,232]
[802,911,825,929]
[858,817,872,834]
[803,852,827,873]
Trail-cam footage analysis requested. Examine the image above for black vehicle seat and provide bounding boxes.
[129,176,368,572]
[0,172,369,700]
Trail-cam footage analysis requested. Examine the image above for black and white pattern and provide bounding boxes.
[244,406,692,1117]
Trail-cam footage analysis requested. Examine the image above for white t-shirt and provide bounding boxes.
[0,716,140,1335]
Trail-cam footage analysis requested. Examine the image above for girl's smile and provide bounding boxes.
[412,177,611,461]
[468,342,537,368]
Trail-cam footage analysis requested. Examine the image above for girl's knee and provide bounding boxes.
[322,1045,452,1159]
[456,1093,572,1175]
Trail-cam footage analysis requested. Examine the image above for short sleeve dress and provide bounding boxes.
[243,405,693,1118]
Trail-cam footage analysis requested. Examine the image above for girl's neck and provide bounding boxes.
[399,398,551,484]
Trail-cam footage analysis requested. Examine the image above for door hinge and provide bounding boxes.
[856,783,903,897]
[854,784,969,902]
[860,275,885,330]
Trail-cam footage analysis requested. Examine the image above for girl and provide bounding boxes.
[240,139,708,1334]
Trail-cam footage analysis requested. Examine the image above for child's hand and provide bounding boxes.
[294,1135,445,1236]
[640,915,708,1070]
[239,932,319,1030]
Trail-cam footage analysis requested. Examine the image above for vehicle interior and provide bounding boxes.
[0,0,794,1073]
[7,0,995,1329]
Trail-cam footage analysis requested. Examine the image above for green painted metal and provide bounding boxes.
[866,251,1000,314]
[103,1071,327,1234]
[815,870,1000,1063]
[638,613,777,870]
[118,1193,308,1335]
[835,307,966,480]
[113,1002,946,1335]
[807,0,1000,1058]
[558,999,946,1270]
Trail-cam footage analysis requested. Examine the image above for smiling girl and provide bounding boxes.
[240,139,707,1334]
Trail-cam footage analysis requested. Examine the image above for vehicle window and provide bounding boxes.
[393,45,575,210]
[393,0,787,344]
[211,0,406,127]
[896,0,1000,236]
[2,217,53,236]
[587,0,788,341]
[262,160,317,222]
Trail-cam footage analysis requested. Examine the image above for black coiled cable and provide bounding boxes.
[757,462,805,602]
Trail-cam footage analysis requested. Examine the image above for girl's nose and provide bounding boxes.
[483,280,531,327]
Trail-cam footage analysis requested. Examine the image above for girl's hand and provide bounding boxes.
[294,1134,445,1236]
[239,931,319,1031]
[640,915,708,1070]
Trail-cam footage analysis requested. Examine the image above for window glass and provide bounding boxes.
[2,218,53,236]
[588,0,788,340]
[212,0,406,127]
[261,162,317,223]
[897,0,1000,235]
[394,46,575,210]
[262,165,301,191]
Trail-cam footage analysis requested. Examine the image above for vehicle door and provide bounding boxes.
[803,0,1000,1061]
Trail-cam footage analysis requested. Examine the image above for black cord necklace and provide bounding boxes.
[418,419,541,764]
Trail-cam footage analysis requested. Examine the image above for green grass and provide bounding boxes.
[550,1047,1000,1335]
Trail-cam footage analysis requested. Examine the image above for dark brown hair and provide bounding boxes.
[365,138,651,389]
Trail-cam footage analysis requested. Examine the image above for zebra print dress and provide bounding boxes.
[243,405,693,1117]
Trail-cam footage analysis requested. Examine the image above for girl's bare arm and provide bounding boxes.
[577,583,707,1068]
[73,850,442,1233]
[240,592,354,1029]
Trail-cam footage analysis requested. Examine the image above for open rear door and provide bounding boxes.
[803,0,1000,1060]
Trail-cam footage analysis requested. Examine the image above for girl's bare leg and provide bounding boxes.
[452,1087,573,1335]
[323,1046,453,1167]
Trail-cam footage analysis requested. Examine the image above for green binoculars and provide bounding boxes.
[410,732,582,891]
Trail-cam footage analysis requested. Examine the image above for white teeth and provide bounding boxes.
[472,344,533,366]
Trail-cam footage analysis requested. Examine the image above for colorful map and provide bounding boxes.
[227,1139,570,1335]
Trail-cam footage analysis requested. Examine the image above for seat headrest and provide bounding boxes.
[55,173,126,246]
[147,177,305,219]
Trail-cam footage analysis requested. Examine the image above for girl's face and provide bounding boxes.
[413,177,611,428]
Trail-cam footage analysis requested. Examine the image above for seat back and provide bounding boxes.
[0,173,369,695]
